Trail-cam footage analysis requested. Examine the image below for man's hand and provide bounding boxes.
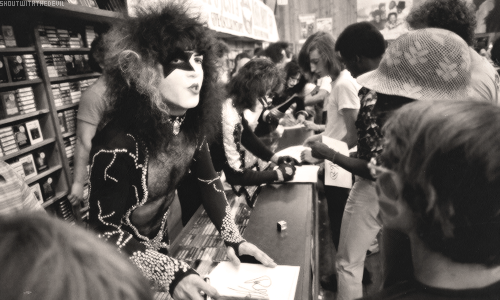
[301,148,322,164]
[226,242,277,268]
[173,274,220,300]
[310,141,336,161]
[275,163,296,181]
[278,155,300,166]
[296,114,306,124]
[68,182,84,206]
[303,120,322,132]
[302,134,322,147]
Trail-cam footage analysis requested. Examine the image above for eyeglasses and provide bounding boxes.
[368,157,400,200]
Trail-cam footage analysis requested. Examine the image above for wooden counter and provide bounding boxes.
[162,182,319,300]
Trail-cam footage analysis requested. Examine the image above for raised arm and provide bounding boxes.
[191,140,277,267]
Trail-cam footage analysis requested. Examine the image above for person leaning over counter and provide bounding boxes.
[87,4,276,299]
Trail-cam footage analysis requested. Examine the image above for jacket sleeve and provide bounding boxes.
[88,150,196,295]
[190,140,246,250]
[223,163,277,186]
[241,117,274,161]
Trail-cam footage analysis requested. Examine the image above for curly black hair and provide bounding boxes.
[406,0,476,46]
[226,58,284,112]
[264,41,290,64]
[102,2,222,155]
[335,22,385,61]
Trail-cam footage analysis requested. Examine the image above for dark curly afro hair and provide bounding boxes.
[406,0,477,46]
[102,1,222,155]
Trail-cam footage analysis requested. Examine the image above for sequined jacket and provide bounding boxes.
[87,126,245,295]
[210,98,279,206]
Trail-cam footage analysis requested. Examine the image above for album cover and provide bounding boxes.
[33,149,48,172]
[41,177,55,200]
[6,55,25,81]
[29,183,44,204]
[18,153,37,180]
[1,25,17,47]
[25,119,43,144]
[12,123,30,149]
[0,91,19,118]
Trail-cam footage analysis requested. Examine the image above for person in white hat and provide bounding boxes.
[309,27,473,300]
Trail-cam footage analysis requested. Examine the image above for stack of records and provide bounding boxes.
[16,87,37,114]
[22,54,40,80]
[0,126,17,156]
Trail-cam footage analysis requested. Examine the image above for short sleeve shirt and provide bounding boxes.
[0,161,45,215]
[322,70,361,140]
[469,48,500,105]
[317,75,333,94]
[355,87,383,162]
[77,76,110,131]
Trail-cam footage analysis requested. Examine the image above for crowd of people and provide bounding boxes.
[1,0,500,299]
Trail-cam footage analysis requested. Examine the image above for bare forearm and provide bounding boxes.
[73,138,91,184]
[305,90,328,106]
[341,132,358,149]
[330,152,372,179]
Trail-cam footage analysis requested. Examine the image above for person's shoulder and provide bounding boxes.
[336,70,361,90]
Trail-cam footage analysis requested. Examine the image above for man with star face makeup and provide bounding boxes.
[87,4,276,300]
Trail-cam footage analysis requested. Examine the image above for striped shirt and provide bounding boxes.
[0,160,45,215]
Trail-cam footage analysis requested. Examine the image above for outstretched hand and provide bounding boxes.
[303,121,322,132]
[310,141,336,161]
[227,242,277,268]
[173,274,220,300]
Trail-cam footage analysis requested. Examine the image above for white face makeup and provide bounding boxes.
[158,51,204,115]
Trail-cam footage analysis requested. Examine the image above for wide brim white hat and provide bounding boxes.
[357,28,472,101]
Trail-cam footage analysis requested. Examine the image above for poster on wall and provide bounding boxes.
[357,0,413,40]
[316,18,333,35]
[298,14,316,43]
[465,0,500,34]
[127,0,280,42]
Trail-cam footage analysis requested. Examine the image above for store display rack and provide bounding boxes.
[0,2,123,222]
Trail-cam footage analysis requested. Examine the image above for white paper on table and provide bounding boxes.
[280,165,319,183]
[209,262,300,300]
[322,136,352,188]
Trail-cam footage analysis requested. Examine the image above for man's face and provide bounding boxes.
[309,49,328,78]
[389,14,397,23]
[158,50,204,115]
[338,52,362,78]
[287,74,301,88]
[375,15,381,22]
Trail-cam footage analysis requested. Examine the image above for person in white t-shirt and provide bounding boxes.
[298,30,361,293]
[300,32,359,150]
